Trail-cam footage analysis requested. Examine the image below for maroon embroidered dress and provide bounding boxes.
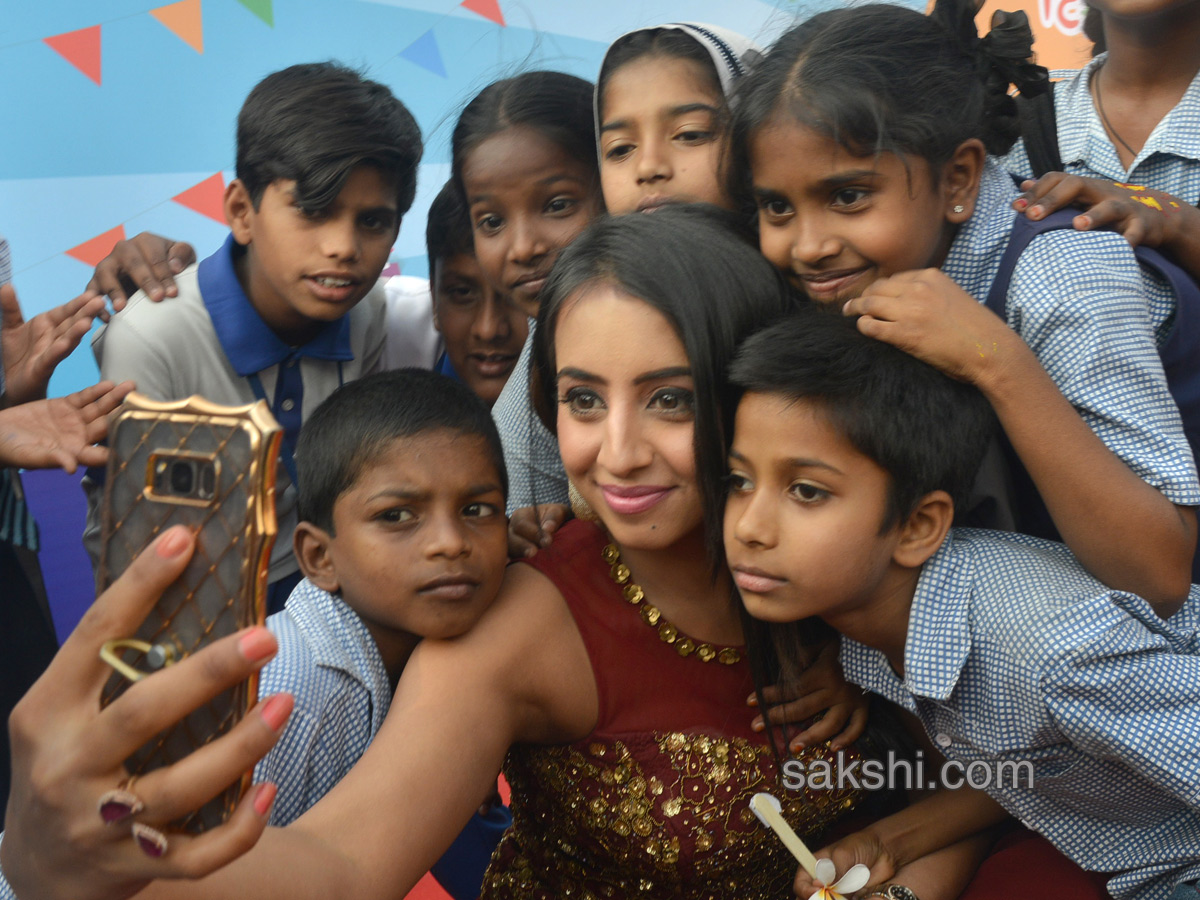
[482,520,864,899]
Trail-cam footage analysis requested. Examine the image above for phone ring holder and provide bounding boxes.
[100,638,180,683]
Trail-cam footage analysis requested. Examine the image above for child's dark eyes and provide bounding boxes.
[604,144,634,163]
[462,502,500,519]
[439,283,481,306]
[376,507,416,524]
[360,211,396,232]
[474,214,503,236]
[758,197,793,220]
[789,482,829,503]
[545,196,577,215]
[726,471,753,494]
[831,187,869,209]
[674,128,715,145]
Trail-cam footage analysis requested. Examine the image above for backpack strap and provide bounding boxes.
[984,208,1080,320]
[1015,90,1064,179]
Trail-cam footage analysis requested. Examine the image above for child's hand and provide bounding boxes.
[843,269,1020,388]
[1015,172,1188,249]
[0,526,287,900]
[84,231,197,311]
[508,502,569,559]
[0,380,134,471]
[1,285,107,406]
[793,832,897,899]
[749,640,869,752]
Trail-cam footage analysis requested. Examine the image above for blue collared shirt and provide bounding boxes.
[254,578,392,826]
[943,161,1199,506]
[840,529,1200,900]
[1004,54,1200,205]
[198,234,355,377]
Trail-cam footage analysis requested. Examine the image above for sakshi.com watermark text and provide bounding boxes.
[782,750,1034,792]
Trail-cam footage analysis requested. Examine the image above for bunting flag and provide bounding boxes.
[44,25,102,86]
[236,0,274,26]
[173,173,226,223]
[150,0,204,53]
[400,29,447,77]
[461,0,505,27]
[66,225,126,267]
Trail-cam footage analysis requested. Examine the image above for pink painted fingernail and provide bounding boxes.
[791,740,806,753]
[1030,205,1043,218]
[98,789,143,825]
[747,694,759,708]
[253,782,277,818]
[1014,198,1028,210]
[260,693,293,731]
[752,719,764,733]
[239,628,275,663]
[132,822,169,858]
[156,526,191,558]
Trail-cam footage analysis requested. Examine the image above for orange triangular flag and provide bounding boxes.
[66,225,126,268]
[461,0,504,26]
[151,0,204,53]
[173,173,226,224]
[44,25,102,85]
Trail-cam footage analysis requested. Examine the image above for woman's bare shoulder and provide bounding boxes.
[408,560,599,744]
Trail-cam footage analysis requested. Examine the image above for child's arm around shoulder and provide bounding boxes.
[131,560,598,900]
[846,237,1197,610]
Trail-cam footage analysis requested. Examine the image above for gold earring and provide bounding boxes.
[568,480,598,522]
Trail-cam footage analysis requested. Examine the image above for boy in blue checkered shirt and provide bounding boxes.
[725,308,1200,900]
[253,368,512,900]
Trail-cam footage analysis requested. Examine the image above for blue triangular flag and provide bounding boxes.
[400,29,446,78]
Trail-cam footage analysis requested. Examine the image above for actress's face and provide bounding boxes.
[553,284,703,550]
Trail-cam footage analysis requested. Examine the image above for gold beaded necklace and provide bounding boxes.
[601,542,742,665]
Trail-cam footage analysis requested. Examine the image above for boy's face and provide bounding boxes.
[229,164,399,343]
[432,253,528,407]
[723,392,902,627]
[312,429,508,663]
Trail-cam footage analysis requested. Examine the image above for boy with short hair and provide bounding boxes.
[723,309,1200,900]
[84,62,422,613]
[255,368,512,898]
[423,181,527,407]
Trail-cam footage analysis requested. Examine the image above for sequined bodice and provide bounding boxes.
[482,522,865,900]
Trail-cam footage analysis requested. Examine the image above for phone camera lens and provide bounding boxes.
[170,460,195,496]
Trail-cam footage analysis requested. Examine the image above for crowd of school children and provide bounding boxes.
[1,0,1199,898]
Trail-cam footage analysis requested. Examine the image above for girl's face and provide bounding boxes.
[554,284,703,551]
[599,55,730,214]
[749,116,961,305]
[462,125,602,319]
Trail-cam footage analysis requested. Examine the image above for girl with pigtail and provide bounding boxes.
[730,0,1199,617]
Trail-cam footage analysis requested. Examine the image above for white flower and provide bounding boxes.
[806,859,871,900]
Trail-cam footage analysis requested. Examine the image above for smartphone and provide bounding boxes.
[97,392,282,833]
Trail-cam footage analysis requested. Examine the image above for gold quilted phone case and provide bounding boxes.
[98,393,282,833]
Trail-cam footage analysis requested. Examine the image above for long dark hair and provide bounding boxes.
[727,0,1048,209]
[531,203,792,568]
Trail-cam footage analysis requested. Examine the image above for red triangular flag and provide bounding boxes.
[150,0,204,54]
[461,0,504,27]
[173,173,226,224]
[44,25,102,85]
[66,225,126,267]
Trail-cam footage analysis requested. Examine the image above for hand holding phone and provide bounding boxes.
[97,392,281,832]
